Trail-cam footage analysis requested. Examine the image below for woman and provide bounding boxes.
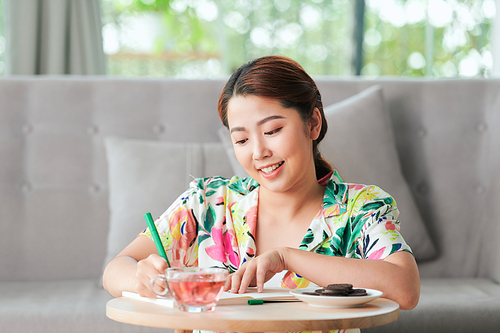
[103,56,420,314]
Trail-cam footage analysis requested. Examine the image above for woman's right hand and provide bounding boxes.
[103,235,169,298]
[134,253,170,298]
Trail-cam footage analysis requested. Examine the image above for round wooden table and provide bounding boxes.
[106,296,399,333]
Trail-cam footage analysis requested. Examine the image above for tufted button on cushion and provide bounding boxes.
[87,125,99,135]
[21,182,32,194]
[88,184,100,193]
[153,124,165,134]
[22,124,33,135]
[416,127,427,138]
[476,123,487,133]
[475,185,485,194]
[417,182,429,195]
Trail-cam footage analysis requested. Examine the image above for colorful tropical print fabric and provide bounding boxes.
[141,170,412,289]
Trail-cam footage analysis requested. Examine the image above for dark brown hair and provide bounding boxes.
[217,56,332,180]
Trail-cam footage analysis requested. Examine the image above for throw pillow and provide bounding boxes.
[321,85,436,261]
[102,136,234,273]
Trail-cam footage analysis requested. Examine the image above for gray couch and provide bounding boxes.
[1,77,499,332]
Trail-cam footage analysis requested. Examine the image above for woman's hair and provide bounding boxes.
[218,55,333,180]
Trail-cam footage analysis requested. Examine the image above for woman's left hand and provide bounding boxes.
[225,247,288,293]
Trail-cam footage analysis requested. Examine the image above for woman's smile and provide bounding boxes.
[259,161,284,179]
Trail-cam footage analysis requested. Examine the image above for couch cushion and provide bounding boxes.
[363,278,500,332]
[103,137,234,273]
[321,85,436,261]
[0,279,169,333]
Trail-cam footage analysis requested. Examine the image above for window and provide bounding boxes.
[101,0,495,77]
[101,0,353,77]
[363,0,495,77]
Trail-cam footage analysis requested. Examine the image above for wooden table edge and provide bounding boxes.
[106,297,400,332]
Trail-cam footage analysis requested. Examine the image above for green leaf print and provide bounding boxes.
[202,204,216,232]
[196,178,205,190]
[303,228,315,244]
[199,233,210,245]
[317,241,334,256]
[207,179,225,189]
[391,243,402,253]
[340,222,352,254]
[322,195,337,208]
[228,182,247,195]
[360,201,384,212]
[228,177,259,195]
[299,229,315,250]
[205,190,216,197]
[331,226,344,251]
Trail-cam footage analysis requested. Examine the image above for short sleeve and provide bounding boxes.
[140,180,203,267]
[349,185,413,260]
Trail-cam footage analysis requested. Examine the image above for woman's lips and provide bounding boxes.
[259,161,284,179]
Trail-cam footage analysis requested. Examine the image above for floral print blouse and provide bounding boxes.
[142,170,412,289]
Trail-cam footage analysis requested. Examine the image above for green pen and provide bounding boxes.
[144,212,171,267]
[247,299,301,305]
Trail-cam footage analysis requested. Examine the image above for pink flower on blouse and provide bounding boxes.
[215,196,224,206]
[367,247,386,260]
[244,205,257,234]
[169,208,197,250]
[349,184,366,191]
[167,208,199,267]
[385,221,397,231]
[205,227,240,268]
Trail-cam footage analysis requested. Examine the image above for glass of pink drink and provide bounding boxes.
[166,267,228,313]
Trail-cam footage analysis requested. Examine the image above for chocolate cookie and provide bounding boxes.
[326,283,353,291]
[319,290,349,296]
[302,284,369,297]
[348,289,368,296]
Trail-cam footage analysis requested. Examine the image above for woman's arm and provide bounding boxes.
[102,235,169,298]
[226,248,420,310]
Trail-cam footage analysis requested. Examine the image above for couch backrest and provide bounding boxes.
[316,79,500,283]
[1,77,499,282]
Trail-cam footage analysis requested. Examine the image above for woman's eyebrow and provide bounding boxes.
[230,126,245,134]
[257,115,285,126]
[230,115,285,134]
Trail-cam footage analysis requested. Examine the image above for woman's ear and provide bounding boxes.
[309,108,322,140]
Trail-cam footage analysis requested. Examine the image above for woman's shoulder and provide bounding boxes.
[325,172,396,208]
[341,182,398,214]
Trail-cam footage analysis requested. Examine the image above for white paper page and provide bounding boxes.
[122,291,176,307]
[221,287,295,300]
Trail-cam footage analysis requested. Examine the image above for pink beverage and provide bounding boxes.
[168,280,225,307]
[165,267,228,312]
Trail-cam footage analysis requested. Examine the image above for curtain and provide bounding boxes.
[4,0,106,75]
[492,0,500,77]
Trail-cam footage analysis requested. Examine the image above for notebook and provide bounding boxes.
[122,287,297,308]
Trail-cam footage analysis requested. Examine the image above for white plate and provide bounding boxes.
[289,287,383,308]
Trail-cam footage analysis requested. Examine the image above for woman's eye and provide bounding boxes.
[265,127,282,135]
[234,138,247,145]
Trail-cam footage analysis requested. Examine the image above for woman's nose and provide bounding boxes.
[253,138,271,160]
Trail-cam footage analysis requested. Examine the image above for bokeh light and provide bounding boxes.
[99,0,495,77]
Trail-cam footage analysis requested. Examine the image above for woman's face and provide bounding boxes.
[227,95,321,194]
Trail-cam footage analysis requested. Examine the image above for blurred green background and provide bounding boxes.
[0,0,495,77]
